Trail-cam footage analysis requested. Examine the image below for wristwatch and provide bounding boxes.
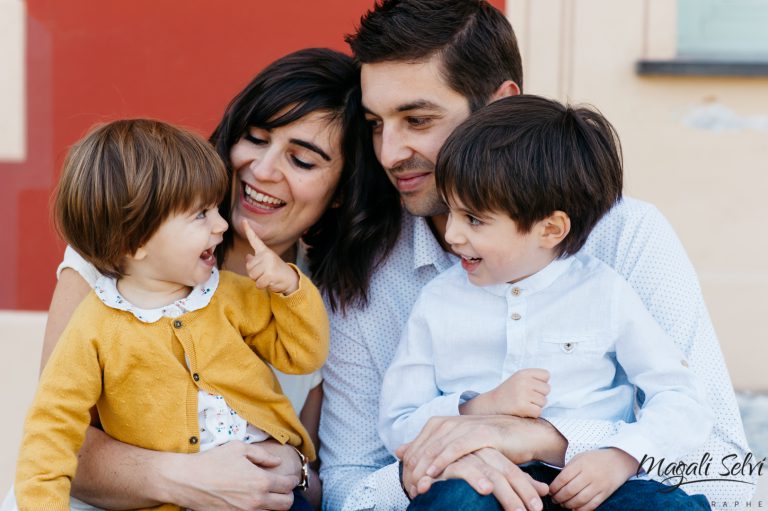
[292,446,310,491]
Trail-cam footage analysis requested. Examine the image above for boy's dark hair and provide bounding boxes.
[346,0,523,111]
[436,95,623,257]
[54,119,228,278]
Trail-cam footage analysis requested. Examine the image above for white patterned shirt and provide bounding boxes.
[379,255,712,467]
[319,197,754,511]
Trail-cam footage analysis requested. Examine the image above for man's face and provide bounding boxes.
[361,57,471,217]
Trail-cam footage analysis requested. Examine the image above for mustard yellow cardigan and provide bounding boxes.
[15,269,329,511]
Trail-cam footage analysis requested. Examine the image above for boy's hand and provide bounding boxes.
[461,368,550,417]
[242,220,299,295]
[550,448,639,511]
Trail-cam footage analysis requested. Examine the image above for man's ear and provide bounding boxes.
[539,211,570,249]
[489,80,521,102]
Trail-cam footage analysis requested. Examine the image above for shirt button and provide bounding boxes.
[510,313,522,321]
[681,359,689,368]
[192,373,200,381]
[511,287,521,296]
[173,320,183,329]
[189,436,198,445]
[562,342,575,353]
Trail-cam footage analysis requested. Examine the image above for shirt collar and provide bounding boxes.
[94,267,220,323]
[481,257,575,298]
[411,213,456,272]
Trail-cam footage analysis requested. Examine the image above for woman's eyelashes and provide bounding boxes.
[243,131,318,170]
[291,155,314,170]
[243,132,266,145]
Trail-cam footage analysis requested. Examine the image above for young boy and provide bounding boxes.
[379,95,713,510]
[14,120,327,511]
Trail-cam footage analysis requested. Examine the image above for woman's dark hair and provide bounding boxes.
[437,95,623,257]
[210,47,400,312]
[346,0,523,111]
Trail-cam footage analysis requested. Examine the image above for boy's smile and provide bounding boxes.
[444,195,557,287]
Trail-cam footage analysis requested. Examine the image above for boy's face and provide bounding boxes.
[361,56,471,217]
[444,195,553,286]
[130,205,228,289]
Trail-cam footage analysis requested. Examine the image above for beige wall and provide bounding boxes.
[0,0,25,162]
[0,312,45,495]
[508,0,768,391]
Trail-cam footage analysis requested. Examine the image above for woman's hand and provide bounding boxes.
[159,440,301,511]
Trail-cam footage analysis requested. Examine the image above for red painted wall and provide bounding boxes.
[0,0,505,310]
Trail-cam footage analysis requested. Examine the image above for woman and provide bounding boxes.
[16,47,394,511]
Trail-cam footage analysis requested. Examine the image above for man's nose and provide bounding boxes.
[378,125,412,170]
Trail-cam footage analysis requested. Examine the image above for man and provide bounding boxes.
[319,1,753,510]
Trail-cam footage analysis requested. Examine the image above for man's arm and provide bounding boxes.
[320,321,409,511]
[590,202,753,501]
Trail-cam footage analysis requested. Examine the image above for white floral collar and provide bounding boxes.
[94,268,219,323]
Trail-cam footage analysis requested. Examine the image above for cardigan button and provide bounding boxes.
[189,436,198,445]
[173,320,183,328]
[193,373,200,381]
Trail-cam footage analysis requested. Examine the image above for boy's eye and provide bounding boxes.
[195,210,207,220]
[467,214,482,226]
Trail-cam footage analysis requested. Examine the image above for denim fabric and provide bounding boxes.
[291,490,314,511]
[407,463,712,511]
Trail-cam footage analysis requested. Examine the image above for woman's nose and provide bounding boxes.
[249,150,283,182]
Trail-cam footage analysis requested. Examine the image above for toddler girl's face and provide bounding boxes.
[443,195,551,287]
[135,205,228,288]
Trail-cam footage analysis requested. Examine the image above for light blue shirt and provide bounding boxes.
[319,197,754,511]
[379,254,713,466]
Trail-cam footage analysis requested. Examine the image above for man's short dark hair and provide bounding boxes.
[436,95,623,257]
[347,0,523,111]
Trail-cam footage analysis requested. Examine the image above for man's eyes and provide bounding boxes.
[365,118,382,131]
[407,117,432,128]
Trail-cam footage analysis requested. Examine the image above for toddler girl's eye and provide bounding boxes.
[195,210,207,220]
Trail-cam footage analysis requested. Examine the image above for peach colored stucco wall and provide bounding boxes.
[507,0,768,391]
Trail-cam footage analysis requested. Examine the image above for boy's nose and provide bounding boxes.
[443,214,463,246]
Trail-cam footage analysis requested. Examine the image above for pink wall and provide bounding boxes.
[0,0,505,310]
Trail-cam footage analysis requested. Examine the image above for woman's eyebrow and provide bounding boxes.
[290,138,331,161]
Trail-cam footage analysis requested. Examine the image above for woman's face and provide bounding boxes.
[229,110,343,257]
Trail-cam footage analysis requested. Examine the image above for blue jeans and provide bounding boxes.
[407,464,712,511]
[290,490,313,511]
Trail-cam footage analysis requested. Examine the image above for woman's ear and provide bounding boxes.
[539,211,571,249]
